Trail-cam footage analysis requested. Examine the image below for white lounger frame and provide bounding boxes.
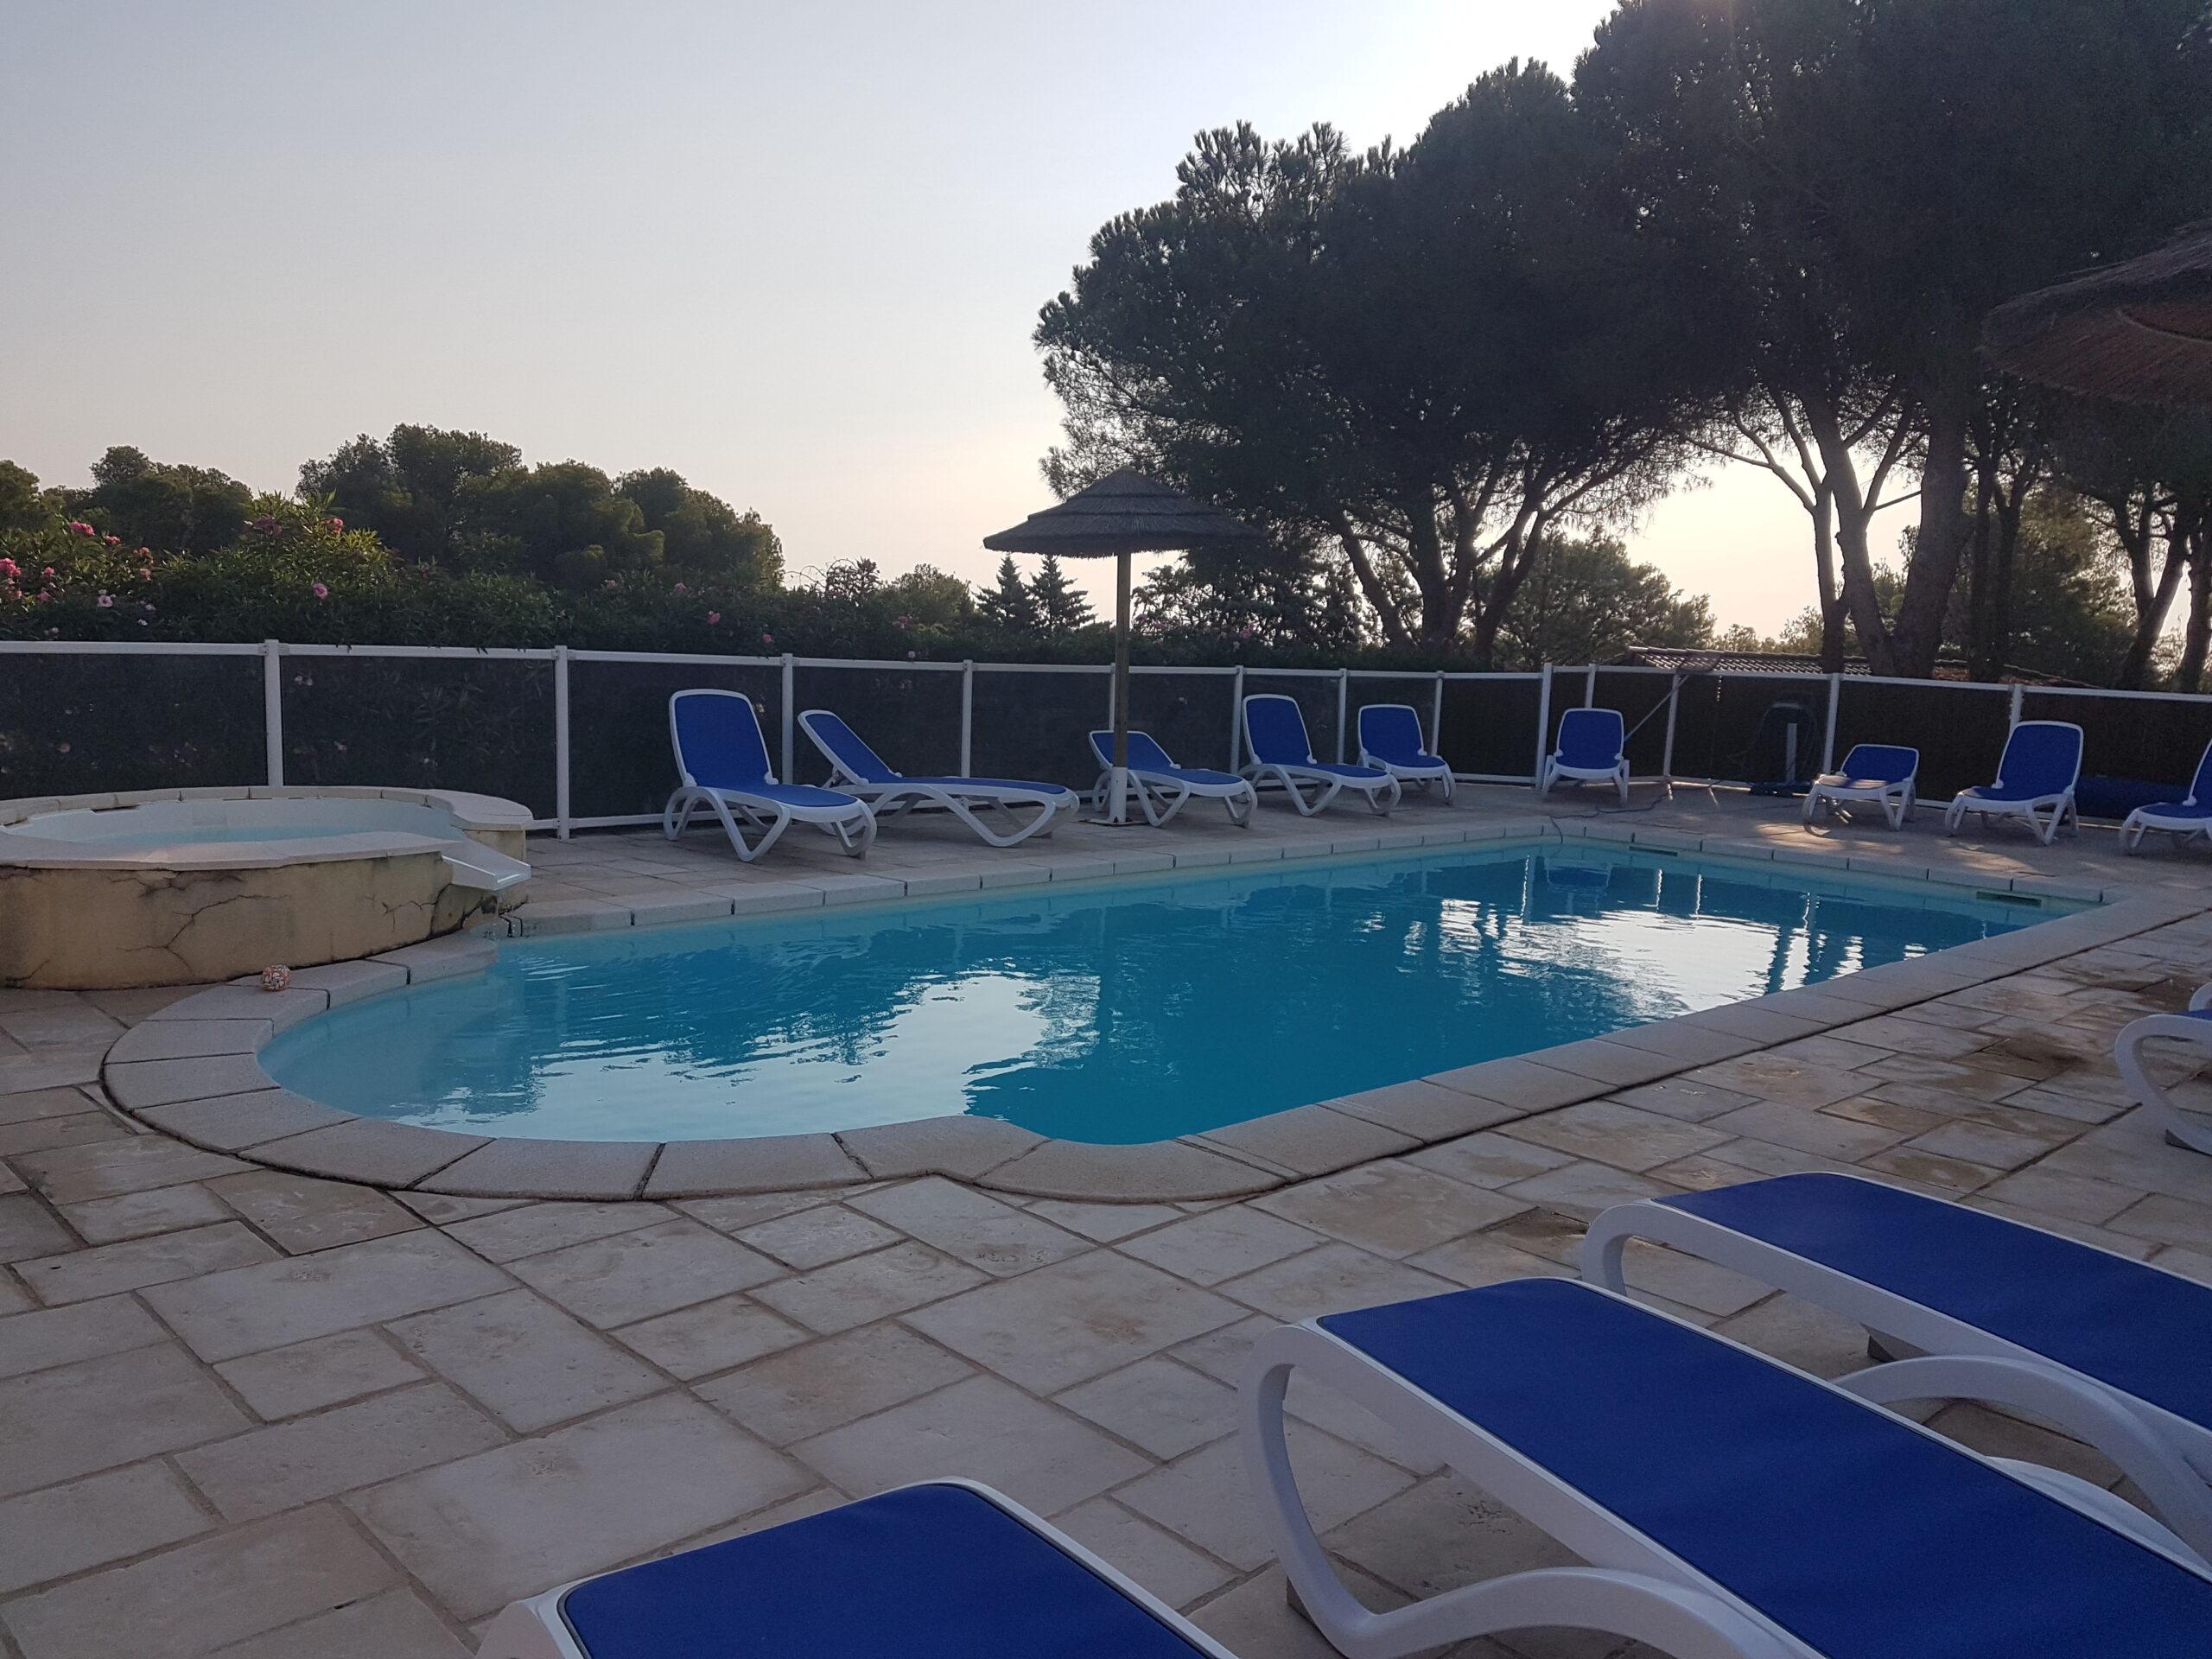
[1536,741,1630,804]
[478,1477,1240,1659]
[2114,983,2212,1156]
[1942,720,2082,845]
[664,692,875,863]
[1241,700,1400,818]
[1580,1181,2212,1561]
[1243,1289,2211,1659]
[2122,806,2212,853]
[1802,771,1915,830]
[800,711,1076,849]
[1357,704,1454,803]
[1088,739,1257,828]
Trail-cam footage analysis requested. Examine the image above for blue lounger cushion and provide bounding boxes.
[558,1484,1211,1659]
[1654,1171,2212,1432]
[673,695,855,809]
[1319,1278,2212,1659]
[1831,743,1917,786]
[889,776,1074,795]
[1357,706,1444,768]
[1089,730,1243,786]
[1554,707,1625,769]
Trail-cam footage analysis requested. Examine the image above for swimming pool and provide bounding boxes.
[259,843,2056,1144]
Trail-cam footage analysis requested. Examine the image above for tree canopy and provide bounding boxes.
[1038,61,1709,664]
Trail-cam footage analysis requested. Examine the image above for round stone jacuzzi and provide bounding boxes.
[0,787,533,989]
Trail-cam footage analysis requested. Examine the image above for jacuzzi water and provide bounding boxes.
[260,843,2056,1144]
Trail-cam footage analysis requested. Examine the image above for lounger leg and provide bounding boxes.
[2115,1013,2212,1158]
[1227,783,1256,827]
[1835,1353,2212,1564]
[1244,1335,1799,1659]
[1616,768,1630,806]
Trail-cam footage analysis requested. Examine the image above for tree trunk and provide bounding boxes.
[2115,547,2185,690]
[1810,487,1848,673]
[1893,396,1971,678]
[1804,405,1899,676]
[2181,531,2210,695]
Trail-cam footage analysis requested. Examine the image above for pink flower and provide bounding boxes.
[760,632,773,647]
[66,520,93,537]
[102,534,120,545]
[311,582,329,600]
[326,517,344,532]
[672,582,688,596]
[41,567,54,578]
[706,611,721,626]
[0,557,17,579]
[96,593,114,608]
[137,568,151,581]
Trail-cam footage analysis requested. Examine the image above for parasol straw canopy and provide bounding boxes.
[982,468,1267,557]
[1984,223,2212,406]
[983,470,1263,823]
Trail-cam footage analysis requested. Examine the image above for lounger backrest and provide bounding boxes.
[1243,695,1316,766]
[1357,703,1427,764]
[670,690,774,789]
[1994,720,2083,794]
[1839,743,1918,785]
[1555,707,1625,770]
[1089,729,1176,772]
[2189,737,2212,807]
[798,709,899,784]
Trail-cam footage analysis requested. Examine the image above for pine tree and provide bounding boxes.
[976,555,1039,633]
[1028,554,1096,636]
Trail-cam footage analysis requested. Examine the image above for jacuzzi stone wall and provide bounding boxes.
[0,786,531,989]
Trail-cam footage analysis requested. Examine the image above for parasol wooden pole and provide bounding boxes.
[1109,547,1133,823]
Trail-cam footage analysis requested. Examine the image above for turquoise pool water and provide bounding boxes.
[261,845,2052,1144]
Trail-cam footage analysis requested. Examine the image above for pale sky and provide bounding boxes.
[0,1,1905,634]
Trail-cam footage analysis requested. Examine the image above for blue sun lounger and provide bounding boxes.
[1087,729,1257,827]
[1243,1277,2212,1659]
[2116,982,2212,1156]
[1240,694,1399,816]
[1356,704,1452,802]
[1802,743,1919,829]
[1538,707,1630,804]
[479,1479,1236,1659]
[798,709,1077,848]
[1943,719,2082,844]
[2123,737,2212,854]
[1582,1173,2212,1557]
[664,690,874,863]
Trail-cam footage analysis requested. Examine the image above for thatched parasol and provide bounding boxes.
[984,470,1264,823]
[1984,224,2212,405]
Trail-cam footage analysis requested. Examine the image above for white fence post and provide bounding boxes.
[2008,683,2024,731]
[1821,672,1840,776]
[1534,664,1554,789]
[1430,670,1445,758]
[1661,672,1681,786]
[1336,667,1350,762]
[553,645,571,839]
[960,660,975,776]
[261,639,283,787]
[1230,664,1245,771]
[1585,664,1598,708]
[779,653,796,783]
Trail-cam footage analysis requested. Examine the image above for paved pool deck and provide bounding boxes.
[1,783,2209,1657]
